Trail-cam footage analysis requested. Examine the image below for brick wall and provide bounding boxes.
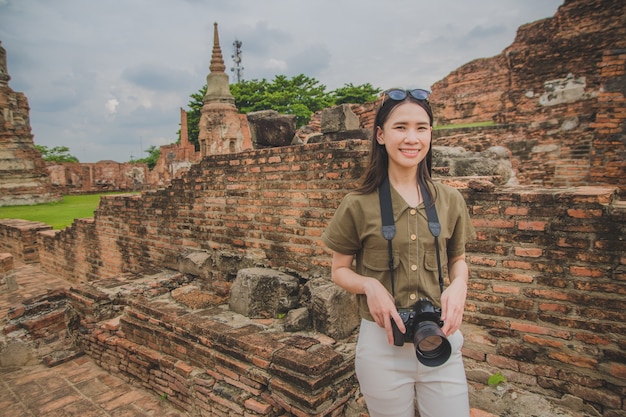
[0,219,52,263]
[39,140,368,283]
[590,49,626,188]
[27,137,626,415]
[66,283,356,416]
[462,186,626,414]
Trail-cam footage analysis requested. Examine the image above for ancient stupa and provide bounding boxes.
[197,23,252,156]
[0,40,60,206]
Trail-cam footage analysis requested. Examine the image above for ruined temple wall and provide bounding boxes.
[47,161,149,193]
[0,219,52,263]
[2,136,623,413]
[0,85,61,206]
[38,218,98,284]
[38,140,367,282]
[430,0,626,126]
[302,39,626,194]
[589,49,626,190]
[432,124,598,188]
[29,139,626,414]
[45,140,203,193]
[146,140,202,187]
[462,186,625,412]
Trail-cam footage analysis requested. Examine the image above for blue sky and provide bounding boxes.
[0,0,562,163]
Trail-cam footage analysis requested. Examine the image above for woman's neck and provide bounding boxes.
[388,168,421,207]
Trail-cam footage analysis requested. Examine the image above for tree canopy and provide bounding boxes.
[132,145,161,170]
[181,75,380,151]
[36,145,79,163]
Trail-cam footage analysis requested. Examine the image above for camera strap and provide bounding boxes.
[378,176,444,298]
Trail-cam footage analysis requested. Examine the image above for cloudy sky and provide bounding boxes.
[1,0,562,163]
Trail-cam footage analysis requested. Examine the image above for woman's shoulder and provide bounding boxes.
[432,181,468,205]
[433,181,463,195]
[342,190,378,204]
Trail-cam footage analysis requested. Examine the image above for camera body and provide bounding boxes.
[391,298,451,367]
[392,298,443,344]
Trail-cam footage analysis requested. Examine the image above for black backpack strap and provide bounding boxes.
[419,182,444,294]
[378,177,397,297]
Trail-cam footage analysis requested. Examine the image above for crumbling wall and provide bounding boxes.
[0,41,61,207]
[2,138,624,415]
[65,274,356,416]
[0,219,52,263]
[47,160,151,193]
[38,140,365,283]
[429,0,625,126]
[28,136,626,415]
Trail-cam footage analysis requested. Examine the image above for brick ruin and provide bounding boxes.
[1,0,626,416]
[0,41,61,206]
[429,0,626,192]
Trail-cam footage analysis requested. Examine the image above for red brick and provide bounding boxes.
[510,322,571,340]
[608,362,626,379]
[548,351,597,369]
[514,247,543,258]
[245,398,273,414]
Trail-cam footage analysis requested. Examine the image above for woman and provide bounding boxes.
[322,89,474,417]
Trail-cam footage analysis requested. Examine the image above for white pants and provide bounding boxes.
[355,319,470,417]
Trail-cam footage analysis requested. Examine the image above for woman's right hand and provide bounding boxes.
[363,278,405,344]
[331,251,405,345]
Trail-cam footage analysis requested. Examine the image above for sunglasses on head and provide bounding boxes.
[384,88,431,101]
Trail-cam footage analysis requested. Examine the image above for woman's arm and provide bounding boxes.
[440,253,469,336]
[331,251,405,344]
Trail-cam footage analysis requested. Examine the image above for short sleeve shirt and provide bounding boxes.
[322,182,475,322]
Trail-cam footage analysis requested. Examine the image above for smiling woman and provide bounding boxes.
[0,193,138,229]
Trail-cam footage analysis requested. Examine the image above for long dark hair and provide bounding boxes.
[356,94,436,203]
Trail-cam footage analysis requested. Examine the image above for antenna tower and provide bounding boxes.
[230,39,244,83]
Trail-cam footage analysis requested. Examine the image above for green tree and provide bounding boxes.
[230,74,333,128]
[185,87,206,151]
[35,145,79,163]
[331,83,380,105]
[133,145,160,170]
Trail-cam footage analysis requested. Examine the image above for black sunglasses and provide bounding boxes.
[384,88,431,101]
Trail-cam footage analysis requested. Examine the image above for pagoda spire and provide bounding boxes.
[209,22,226,74]
[198,22,251,157]
[203,22,234,105]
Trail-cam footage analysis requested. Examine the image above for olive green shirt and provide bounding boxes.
[322,182,475,322]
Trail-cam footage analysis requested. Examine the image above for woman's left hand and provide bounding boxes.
[440,256,469,336]
[440,279,467,336]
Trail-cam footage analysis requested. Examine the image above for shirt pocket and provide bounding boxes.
[362,249,400,274]
[423,250,439,272]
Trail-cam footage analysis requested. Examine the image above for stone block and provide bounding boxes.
[0,252,13,273]
[321,104,360,133]
[177,250,212,278]
[306,278,360,340]
[229,268,299,318]
[247,110,296,147]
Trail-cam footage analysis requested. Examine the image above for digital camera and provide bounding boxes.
[391,298,451,367]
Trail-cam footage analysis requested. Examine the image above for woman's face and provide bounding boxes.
[376,101,432,172]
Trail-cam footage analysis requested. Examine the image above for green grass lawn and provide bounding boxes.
[434,121,495,130]
[0,192,136,229]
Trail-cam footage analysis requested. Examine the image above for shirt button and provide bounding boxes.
[411,264,418,271]
[410,293,417,300]
[410,209,417,215]
[410,234,417,241]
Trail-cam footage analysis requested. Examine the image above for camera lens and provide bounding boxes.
[413,321,451,367]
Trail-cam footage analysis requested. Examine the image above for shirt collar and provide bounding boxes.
[388,183,425,222]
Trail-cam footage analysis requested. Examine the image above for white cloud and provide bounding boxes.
[0,0,564,162]
[105,98,119,115]
[264,58,288,72]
